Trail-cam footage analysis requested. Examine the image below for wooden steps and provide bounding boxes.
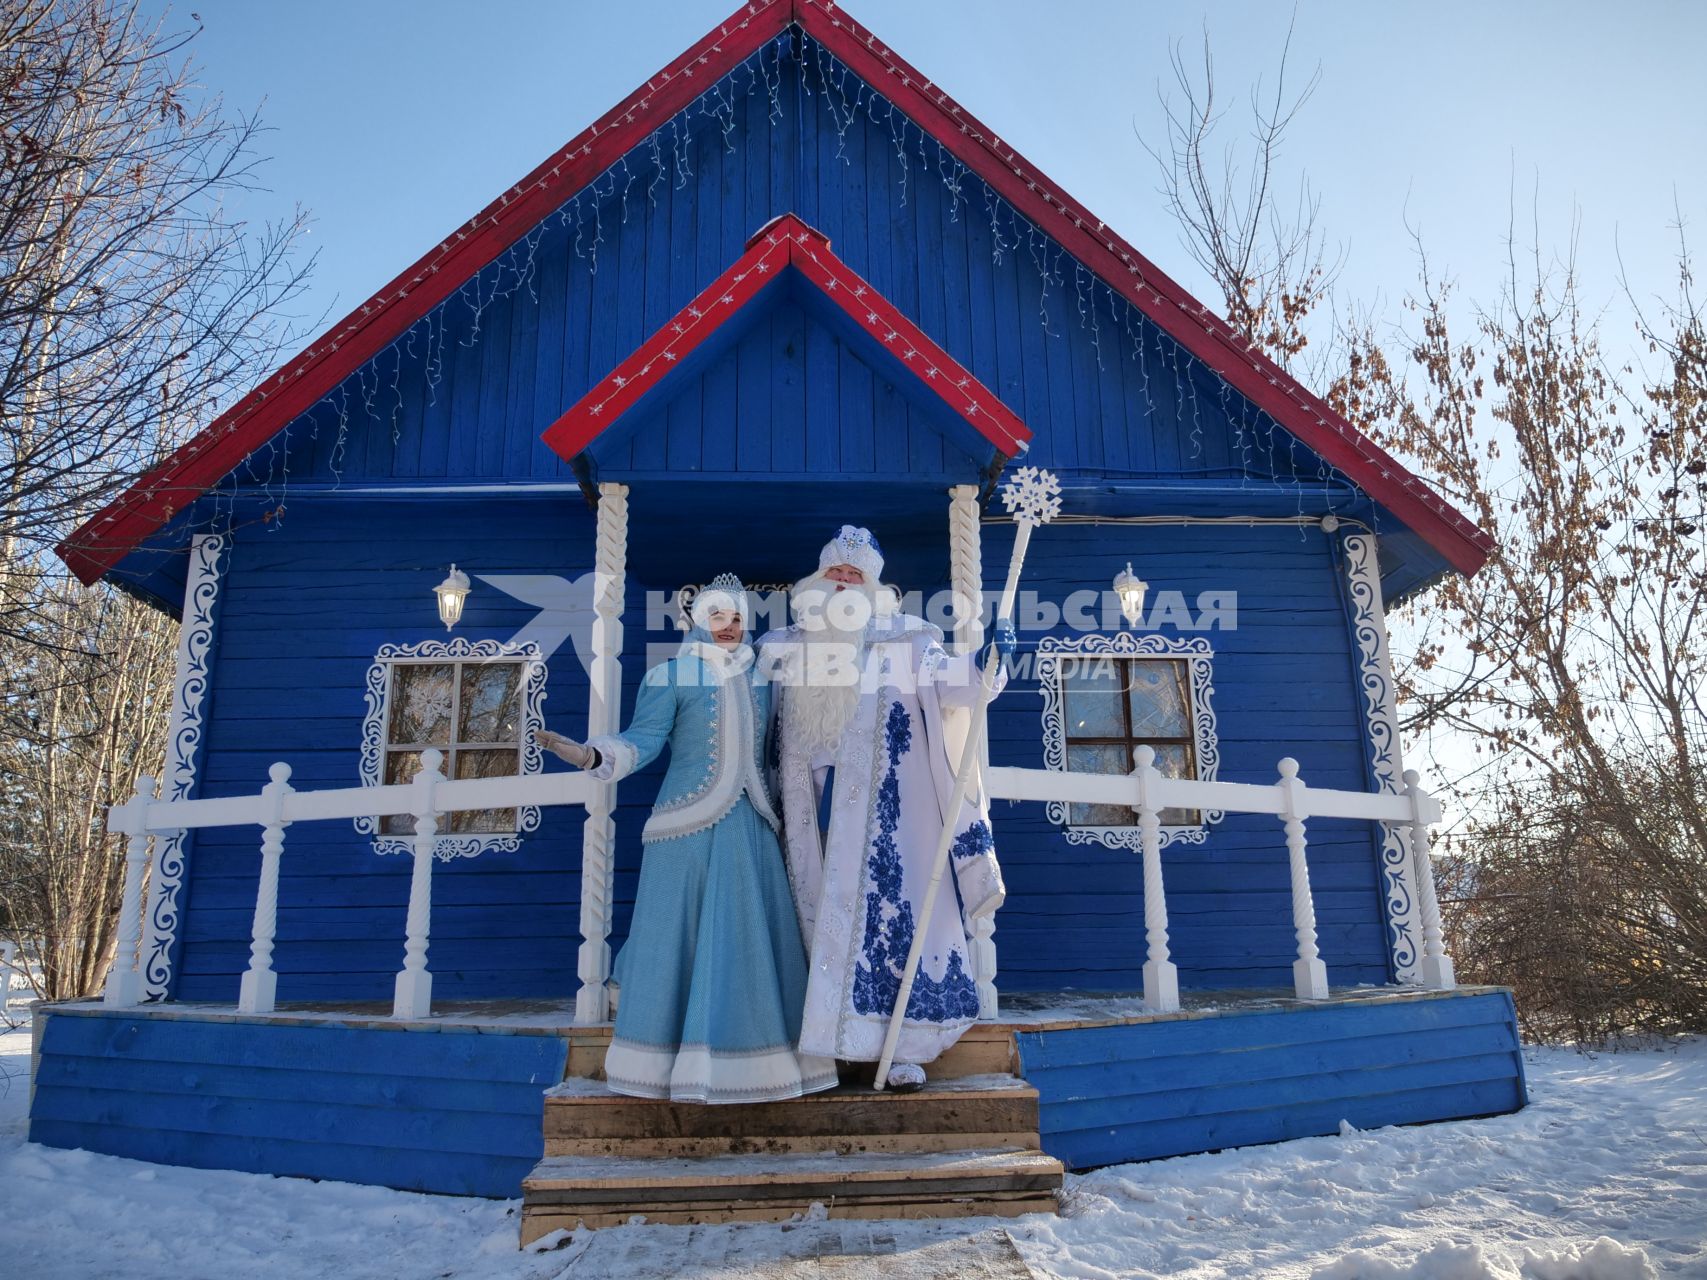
[520,1073,1062,1243]
[522,1147,1061,1238]
[563,1022,1016,1082]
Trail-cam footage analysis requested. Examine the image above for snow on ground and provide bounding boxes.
[2,1023,1702,1280]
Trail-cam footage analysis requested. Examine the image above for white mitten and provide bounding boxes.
[535,728,594,769]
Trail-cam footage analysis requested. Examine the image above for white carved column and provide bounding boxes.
[1134,747,1179,1012]
[1278,757,1330,1000]
[393,750,444,1019]
[576,482,629,1024]
[103,775,156,1007]
[1341,530,1423,984]
[1405,769,1457,989]
[142,532,228,1000]
[949,484,999,1020]
[238,763,293,1014]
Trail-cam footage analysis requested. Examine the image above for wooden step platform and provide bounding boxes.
[542,1073,1040,1158]
[520,1147,1062,1241]
[563,1022,1016,1082]
[520,1072,1063,1242]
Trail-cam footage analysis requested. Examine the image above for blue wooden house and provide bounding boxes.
[35,0,1523,1228]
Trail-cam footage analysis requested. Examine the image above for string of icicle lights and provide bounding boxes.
[212,29,1367,543]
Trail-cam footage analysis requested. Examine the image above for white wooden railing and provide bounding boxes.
[100,748,1452,1022]
[103,752,597,1019]
[983,753,1455,1012]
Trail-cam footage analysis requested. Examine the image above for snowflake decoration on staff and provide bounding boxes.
[1000,466,1062,528]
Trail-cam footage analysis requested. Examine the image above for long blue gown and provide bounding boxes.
[585,639,837,1104]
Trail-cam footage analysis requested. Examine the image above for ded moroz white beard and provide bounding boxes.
[786,570,880,755]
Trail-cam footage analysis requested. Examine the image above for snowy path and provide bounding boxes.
[2,1026,1701,1279]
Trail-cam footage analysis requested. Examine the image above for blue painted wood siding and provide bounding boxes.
[252,41,1315,495]
[1016,989,1527,1171]
[28,1008,567,1197]
[169,497,1393,1004]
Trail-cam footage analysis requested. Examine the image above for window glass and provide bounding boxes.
[378,659,525,836]
[1058,657,1199,828]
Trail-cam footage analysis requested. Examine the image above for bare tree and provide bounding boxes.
[1137,16,1341,380]
[1142,31,1707,1041]
[0,0,310,606]
[0,577,175,999]
[0,0,311,999]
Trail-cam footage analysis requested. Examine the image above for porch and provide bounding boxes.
[28,983,1525,1213]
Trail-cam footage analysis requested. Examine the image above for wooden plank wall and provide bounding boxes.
[28,1009,568,1196]
[162,41,1402,1003]
[173,498,611,1002]
[984,521,1395,992]
[1016,990,1527,1171]
[261,47,1313,495]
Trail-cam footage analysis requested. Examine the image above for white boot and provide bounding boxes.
[885,1063,926,1093]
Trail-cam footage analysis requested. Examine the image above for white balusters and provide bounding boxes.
[103,774,156,1007]
[1277,757,1330,1000]
[1134,746,1180,1012]
[1405,768,1456,989]
[238,763,293,1015]
[393,749,444,1019]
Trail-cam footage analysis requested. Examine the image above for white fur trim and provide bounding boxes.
[604,1038,838,1104]
[642,653,779,842]
[585,734,639,783]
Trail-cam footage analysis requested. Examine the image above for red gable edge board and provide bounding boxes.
[58,0,1491,586]
[541,213,1030,463]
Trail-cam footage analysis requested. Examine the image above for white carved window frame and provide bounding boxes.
[357,637,548,859]
[1037,632,1223,850]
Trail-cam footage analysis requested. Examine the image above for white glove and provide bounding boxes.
[535,729,594,769]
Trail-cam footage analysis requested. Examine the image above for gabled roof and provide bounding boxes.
[58,0,1492,587]
[542,213,1029,469]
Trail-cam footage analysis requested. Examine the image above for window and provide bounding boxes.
[1037,634,1221,850]
[357,639,546,857]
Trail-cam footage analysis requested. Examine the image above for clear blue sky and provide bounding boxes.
[165,0,1706,363]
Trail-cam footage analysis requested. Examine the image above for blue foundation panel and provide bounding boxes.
[1016,988,1526,1171]
[28,1009,567,1198]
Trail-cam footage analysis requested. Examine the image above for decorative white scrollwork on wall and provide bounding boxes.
[142,533,229,1000]
[1341,532,1422,982]
[1036,632,1222,851]
[356,637,547,860]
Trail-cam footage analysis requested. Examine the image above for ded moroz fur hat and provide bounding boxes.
[818,525,884,584]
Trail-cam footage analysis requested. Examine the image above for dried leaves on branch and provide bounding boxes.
[1350,240,1707,1042]
[1145,38,1707,1041]
[0,0,310,999]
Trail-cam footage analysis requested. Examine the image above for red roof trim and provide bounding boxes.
[542,213,1030,463]
[61,0,1489,586]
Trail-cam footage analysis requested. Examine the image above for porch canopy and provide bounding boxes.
[540,214,1030,587]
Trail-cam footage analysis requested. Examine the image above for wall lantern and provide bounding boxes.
[1114,561,1148,628]
[434,565,471,630]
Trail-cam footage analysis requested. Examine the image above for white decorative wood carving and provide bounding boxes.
[142,532,228,1001]
[356,637,547,860]
[1342,531,1423,983]
[577,481,628,1025]
[948,483,997,1019]
[1036,632,1222,850]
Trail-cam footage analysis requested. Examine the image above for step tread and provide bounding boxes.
[543,1072,1033,1104]
[524,1146,1062,1193]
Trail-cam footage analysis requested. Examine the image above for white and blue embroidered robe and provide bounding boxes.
[760,616,1006,1065]
[585,641,836,1103]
